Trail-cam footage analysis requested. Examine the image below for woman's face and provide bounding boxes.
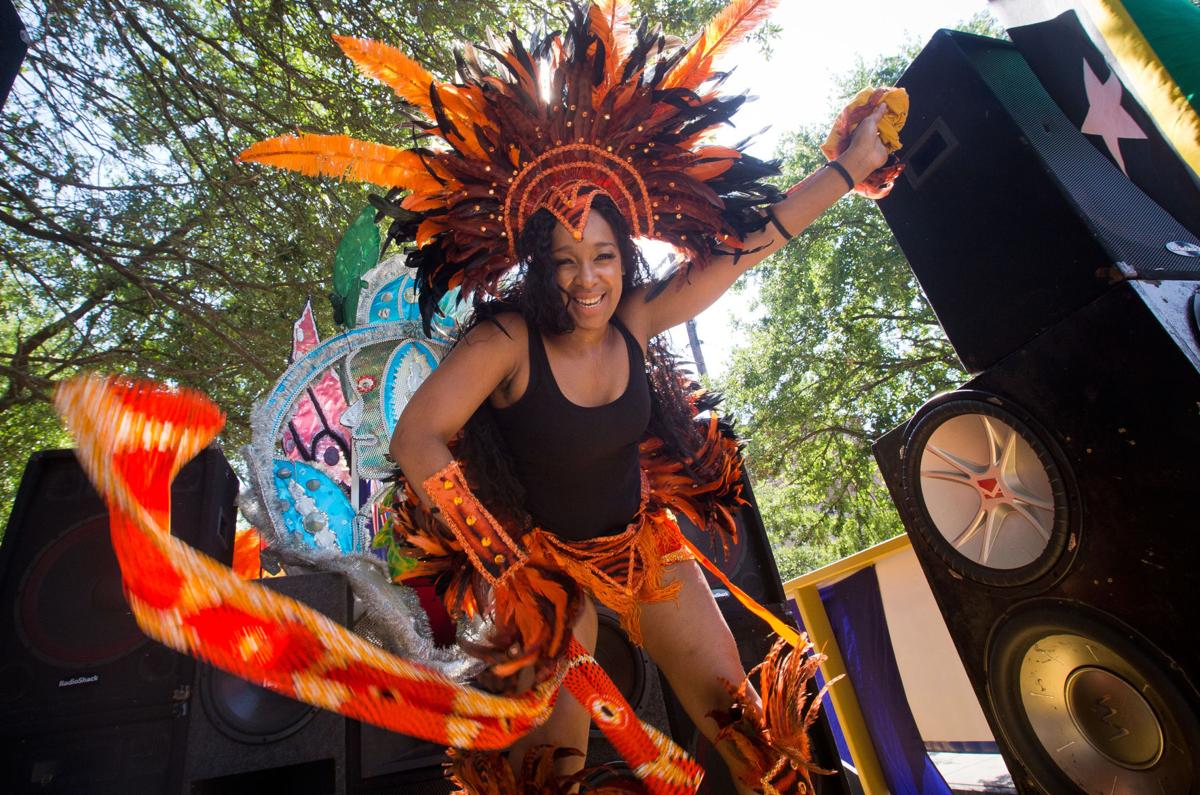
[550,211,624,331]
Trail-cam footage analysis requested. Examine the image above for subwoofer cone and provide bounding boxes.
[198,664,317,744]
[590,610,647,740]
[988,602,1200,794]
[16,516,148,666]
[902,395,1073,586]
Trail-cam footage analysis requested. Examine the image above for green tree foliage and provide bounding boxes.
[719,13,1006,580]
[0,0,732,529]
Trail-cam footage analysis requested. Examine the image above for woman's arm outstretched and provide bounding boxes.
[622,103,891,340]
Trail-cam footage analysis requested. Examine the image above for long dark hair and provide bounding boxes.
[451,195,709,530]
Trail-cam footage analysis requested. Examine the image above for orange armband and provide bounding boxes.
[422,461,527,586]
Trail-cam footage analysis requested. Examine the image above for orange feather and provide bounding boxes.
[591,0,632,62]
[238,134,443,193]
[665,0,780,91]
[433,84,489,159]
[332,35,437,121]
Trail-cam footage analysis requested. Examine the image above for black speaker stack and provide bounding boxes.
[873,30,1200,795]
[1,447,844,792]
[0,449,237,793]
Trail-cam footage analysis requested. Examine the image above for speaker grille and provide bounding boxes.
[16,516,146,668]
[0,449,233,728]
[198,665,318,744]
[961,40,1200,281]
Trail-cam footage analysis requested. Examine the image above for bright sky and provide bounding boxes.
[658,0,991,377]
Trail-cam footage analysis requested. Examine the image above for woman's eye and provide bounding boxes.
[597,252,614,260]
[554,260,573,268]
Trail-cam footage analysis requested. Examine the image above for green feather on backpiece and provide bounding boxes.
[331,205,381,327]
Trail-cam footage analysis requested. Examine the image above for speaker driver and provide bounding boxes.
[988,603,1200,794]
[903,396,1073,586]
[198,664,317,744]
[590,609,647,741]
[15,516,147,667]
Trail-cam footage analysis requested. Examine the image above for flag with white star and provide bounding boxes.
[989,0,1200,236]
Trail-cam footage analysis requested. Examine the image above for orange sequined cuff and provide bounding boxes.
[422,461,527,587]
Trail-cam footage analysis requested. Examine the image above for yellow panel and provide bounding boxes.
[786,533,910,591]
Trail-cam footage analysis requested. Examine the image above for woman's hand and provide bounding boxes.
[837,103,890,184]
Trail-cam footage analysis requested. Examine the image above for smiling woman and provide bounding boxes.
[553,214,624,329]
[238,1,901,791]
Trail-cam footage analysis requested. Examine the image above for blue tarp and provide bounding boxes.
[819,567,952,795]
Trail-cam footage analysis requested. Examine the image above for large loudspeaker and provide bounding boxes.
[0,448,237,793]
[183,571,355,794]
[877,30,1200,374]
[659,596,848,795]
[673,474,789,606]
[873,279,1200,793]
[184,571,454,795]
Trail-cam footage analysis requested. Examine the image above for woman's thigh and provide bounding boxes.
[508,594,598,769]
[639,559,759,734]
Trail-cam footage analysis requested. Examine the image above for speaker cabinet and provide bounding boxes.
[0,448,236,793]
[674,474,789,606]
[183,572,354,794]
[873,280,1200,793]
[878,30,1200,374]
[185,571,456,794]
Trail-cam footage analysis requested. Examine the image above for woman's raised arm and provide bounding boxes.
[625,104,890,339]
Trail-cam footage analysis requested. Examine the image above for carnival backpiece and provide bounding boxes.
[234,207,486,675]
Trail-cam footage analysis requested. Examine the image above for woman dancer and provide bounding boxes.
[240,2,904,790]
[391,124,886,789]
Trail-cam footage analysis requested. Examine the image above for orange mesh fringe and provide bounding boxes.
[526,508,684,646]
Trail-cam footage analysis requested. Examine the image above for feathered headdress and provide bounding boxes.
[241,0,784,331]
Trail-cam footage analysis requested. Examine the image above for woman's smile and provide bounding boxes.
[571,292,606,309]
[551,210,624,329]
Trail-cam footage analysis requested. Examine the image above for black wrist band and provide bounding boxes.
[826,160,856,191]
[764,206,794,241]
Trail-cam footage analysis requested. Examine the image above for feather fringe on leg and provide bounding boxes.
[709,636,834,795]
[445,746,650,794]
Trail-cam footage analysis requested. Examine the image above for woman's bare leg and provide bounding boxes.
[507,594,598,778]
[640,560,761,795]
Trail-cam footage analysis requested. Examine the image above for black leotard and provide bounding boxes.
[492,317,651,540]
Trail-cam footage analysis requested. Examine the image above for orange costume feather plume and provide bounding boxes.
[664,0,779,91]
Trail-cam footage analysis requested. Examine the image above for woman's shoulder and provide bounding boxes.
[461,310,528,349]
[454,311,531,387]
[614,301,651,356]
